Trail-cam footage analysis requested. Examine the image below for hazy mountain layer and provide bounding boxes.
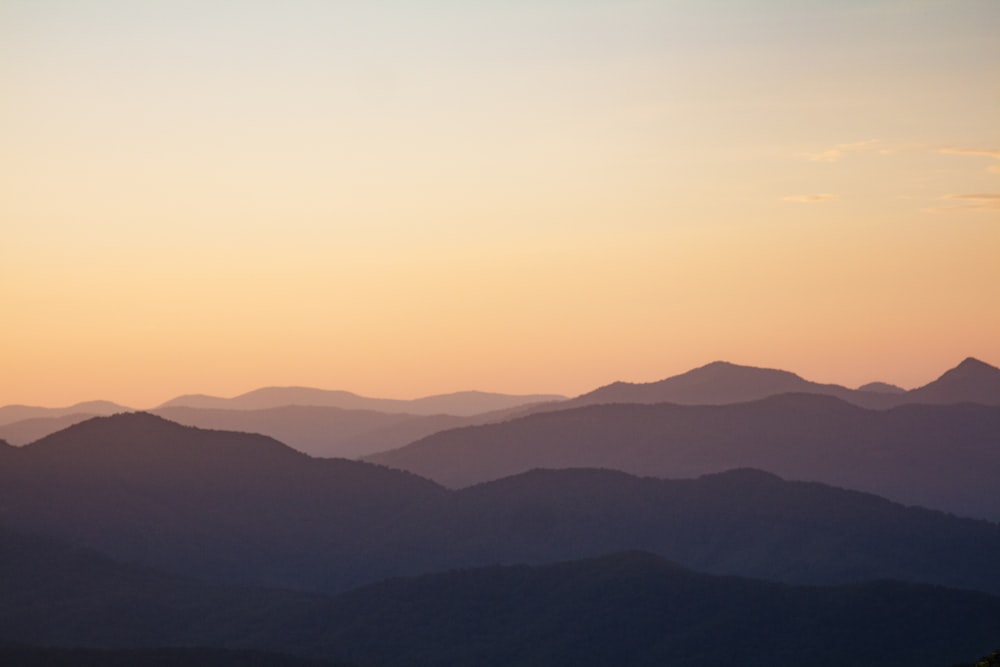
[0,413,107,447]
[0,401,131,427]
[3,358,994,449]
[157,387,565,416]
[152,405,470,459]
[2,414,999,595]
[563,357,1000,409]
[369,394,1000,520]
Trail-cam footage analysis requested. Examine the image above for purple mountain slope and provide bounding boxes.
[907,357,1000,404]
[551,357,1000,410]
[368,394,1000,520]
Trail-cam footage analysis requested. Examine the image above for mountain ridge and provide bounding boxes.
[4,412,999,596]
[156,387,566,416]
[2,526,998,667]
[368,393,1000,520]
[559,357,1000,410]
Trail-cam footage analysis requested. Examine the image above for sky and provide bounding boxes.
[2,0,998,408]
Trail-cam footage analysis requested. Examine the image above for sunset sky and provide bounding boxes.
[2,0,998,408]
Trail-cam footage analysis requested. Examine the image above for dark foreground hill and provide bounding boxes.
[2,414,999,596]
[1,530,998,667]
[0,645,352,667]
[369,393,1000,520]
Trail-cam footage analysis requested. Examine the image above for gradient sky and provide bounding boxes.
[2,0,998,408]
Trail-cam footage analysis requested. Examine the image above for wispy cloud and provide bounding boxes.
[927,193,1000,212]
[938,146,1000,175]
[938,147,1000,159]
[803,139,885,162]
[782,194,838,203]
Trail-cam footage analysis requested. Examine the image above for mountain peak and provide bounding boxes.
[26,411,303,465]
[907,357,1000,405]
[953,357,995,374]
[571,360,819,407]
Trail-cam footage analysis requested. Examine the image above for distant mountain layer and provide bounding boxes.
[157,387,566,416]
[856,381,906,394]
[0,401,130,426]
[152,405,471,459]
[564,357,1000,409]
[2,530,998,667]
[0,404,517,454]
[0,413,109,447]
[3,357,994,448]
[368,394,1000,520]
[3,413,999,595]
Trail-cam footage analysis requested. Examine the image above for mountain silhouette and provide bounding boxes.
[5,358,993,448]
[570,360,853,405]
[0,400,131,426]
[0,413,111,447]
[0,412,446,590]
[368,393,1000,520]
[856,381,905,394]
[907,357,1000,404]
[553,357,1000,410]
[2,528,998,667]
[399,466,1000,594]
[157,387,565,416]
[4,414,1000,595]
[151,405,470,459]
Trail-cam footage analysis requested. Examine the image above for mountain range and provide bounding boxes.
[0,390,561,453]
[156,387,566,415]
[562,356,1000,409]
[2,528,997,667]
[2,358,996,455]
[369,393,1000,520]
[2,413,999,595]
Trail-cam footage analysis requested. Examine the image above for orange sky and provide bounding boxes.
[2,1,998,408]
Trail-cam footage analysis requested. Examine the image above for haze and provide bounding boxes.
[2,0,998,408]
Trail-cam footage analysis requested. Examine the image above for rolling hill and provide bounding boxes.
[2,529,998,667]
[2,414,999,595]
[368,394,1000,520]
[156,387,565,416]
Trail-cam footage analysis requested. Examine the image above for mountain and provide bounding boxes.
[0,412,446,591]
[569,360,861,406]
[395,467,1000,594]
[368,394,1000,520]
[2,403,532,459]
[0,527,352,664]
[157,387,565,416]
[2,530,998,667]
[907,357,1000,405]
[554,357,1000,410]
[0,400,131,426]
[4,414,1000,595]
[304,551,1000,667]
[151,405,470,459]
[0,413,107,447]
[857,381,906,394]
